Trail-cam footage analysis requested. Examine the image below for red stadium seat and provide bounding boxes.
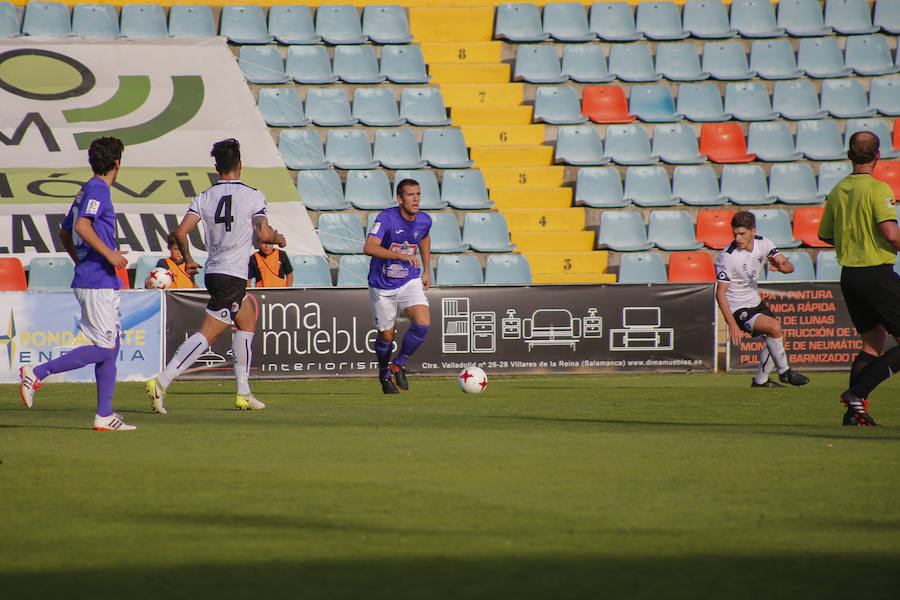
[696,208,736,249]
[668,251,717,282]
[582,85,636,123]
[116,265,131,289]
[873,161,900,197]
[793,206,832,248]
[0,257,27,290]
[699,123,755,163]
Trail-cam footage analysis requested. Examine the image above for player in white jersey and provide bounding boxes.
[145,138,286,413]
[715,210,809,388]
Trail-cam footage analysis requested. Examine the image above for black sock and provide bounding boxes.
[849,351,878,389]
[850,346,900,399]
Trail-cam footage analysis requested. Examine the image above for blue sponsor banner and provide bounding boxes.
[0,290,163,383]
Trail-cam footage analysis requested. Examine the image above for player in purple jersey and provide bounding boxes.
[365,179,432,394]
[18,137,135,431]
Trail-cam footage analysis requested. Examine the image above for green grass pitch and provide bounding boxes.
[2,373,898,599]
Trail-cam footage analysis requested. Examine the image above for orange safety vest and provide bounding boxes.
[254,250,287,287]
[164,258,196,289]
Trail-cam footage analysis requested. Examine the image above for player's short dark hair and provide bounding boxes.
[211,138,241,174]
[848,131,880,165]
[731,210,756,230]
[88,137,124,176]
[166,232,178,248]
[396,178,420,197]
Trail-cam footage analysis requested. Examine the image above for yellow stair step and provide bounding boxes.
[451,105,532,125]
[420,42,503,64]
[501,207,586,231]
[523,251,609,275]
[409,7,496,42]
[470,145,554,168]
[490,187,572,209]
[441,83,524,107]
[481,166,565,188]
[533,273,618,284]
[429,63,510,84]
[461,124,545,146]
[511,231,596,252]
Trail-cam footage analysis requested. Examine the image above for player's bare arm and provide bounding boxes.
[715,281,743,345]
[363,235,420,268]
[73,216,128,269]
[419,233,431,290]
[877,220,900,250]
[58,228,79,264]
[253,214,286,247]
[768,253,794,274]
[174,212,201,276]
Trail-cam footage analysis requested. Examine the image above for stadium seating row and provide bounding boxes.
[328,253,532,286]
[0,2,413,44]
[495,0,900,43]
[598,206,832,253]
[617,249,841,283]
[514,36,900,85]
[239,44,429,85]
[552,119,899,166]
[279,128,474,170]
[257,86,449,128]
[316,211,515,255]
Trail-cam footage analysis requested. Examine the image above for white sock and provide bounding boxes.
[232,330,253,396]
[754,346,775,384]
[765,335,789,373]
[158,332,209,389]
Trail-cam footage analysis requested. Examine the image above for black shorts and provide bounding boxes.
[733,302,775,334]
[840,264,900,336]
[204,273,248,322]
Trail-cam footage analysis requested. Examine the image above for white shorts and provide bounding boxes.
[74,288,120,349]
[369,278,429,332]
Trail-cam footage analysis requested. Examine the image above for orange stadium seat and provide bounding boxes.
[792,206,832,248]
[116,265,131,289]
[696,208,737,249]
[582,85,636,123]
[668,251,717,282]
[0,257,27,291]
[699,123,755,163]
[873,161,900,197]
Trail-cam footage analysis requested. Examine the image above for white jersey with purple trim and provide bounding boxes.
[715,235,780,311]
[187,180,267,279]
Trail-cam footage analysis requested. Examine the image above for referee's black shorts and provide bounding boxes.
[840,264,900,336]
[204,273,248,323]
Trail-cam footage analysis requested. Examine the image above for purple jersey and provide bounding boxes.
[367,206,431,290]
[62,177,121,290]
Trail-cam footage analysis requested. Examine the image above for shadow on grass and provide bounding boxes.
[1,553,898,600]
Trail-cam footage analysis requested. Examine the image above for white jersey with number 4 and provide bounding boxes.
[715,235,780,312]
[187,180,267,279]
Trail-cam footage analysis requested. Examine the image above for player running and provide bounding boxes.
[715,210,809,389]
[145,138,285,413]
[364,178,432,394]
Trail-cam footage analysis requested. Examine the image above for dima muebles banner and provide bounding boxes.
[164,284,718,378]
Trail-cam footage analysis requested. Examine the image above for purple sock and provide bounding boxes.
[374,338,393,379]
[94,345,119,417]
[394,323,429,367]
[34,344,113,380]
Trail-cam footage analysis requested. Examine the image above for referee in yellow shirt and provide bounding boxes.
[819,131,900,426]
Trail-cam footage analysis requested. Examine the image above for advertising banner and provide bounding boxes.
[726,282,863,371]
[0,290,164,383]
[165,284,717,378]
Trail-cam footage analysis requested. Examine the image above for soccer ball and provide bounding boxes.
[146,267,174,289]
[458,366,487,394]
